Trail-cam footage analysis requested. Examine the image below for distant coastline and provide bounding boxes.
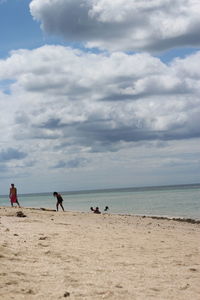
[1,182,200,197]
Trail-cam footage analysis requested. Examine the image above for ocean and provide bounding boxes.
[1,184,200,220]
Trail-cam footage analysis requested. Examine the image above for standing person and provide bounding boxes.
[9,183,21,207]
[53,192,65,211]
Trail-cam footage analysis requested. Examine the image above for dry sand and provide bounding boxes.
[0,206,199,299]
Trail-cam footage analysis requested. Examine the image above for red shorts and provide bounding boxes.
[10,195,17,203]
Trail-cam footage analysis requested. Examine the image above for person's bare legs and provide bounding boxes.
[60,203,65,211]
[56,202,64,211]
[16,199,21,208]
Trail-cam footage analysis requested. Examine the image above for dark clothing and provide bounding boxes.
[56,194,63,204]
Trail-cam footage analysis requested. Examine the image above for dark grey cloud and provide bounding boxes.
[40,118,63,129]
[38,112,200,154]
[53,157,89,169]
[73,120,200,146]
[0,148,27,162]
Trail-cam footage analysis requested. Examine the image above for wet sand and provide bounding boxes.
[0,206,200,299]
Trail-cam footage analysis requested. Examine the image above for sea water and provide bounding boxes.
[0,184,200,220]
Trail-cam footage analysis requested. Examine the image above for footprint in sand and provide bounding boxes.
[150,287,160,292]
[38,243,49,247]
[13,271,25,276]
[26,289,35,295]
[6,281,18,286]
[115,284,123,288]
[189,268,197,272]
[180,284,190,290]
[39,236,48,240]
[21,288,35,295]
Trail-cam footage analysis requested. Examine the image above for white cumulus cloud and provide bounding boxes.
[30,0,200,52]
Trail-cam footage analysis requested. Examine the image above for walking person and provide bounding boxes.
[9,183,21,207]
[53,192,65,211]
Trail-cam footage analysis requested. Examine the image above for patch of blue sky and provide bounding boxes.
[0,0,43,58]
[0,79,16,95]
[157,47,200,64]
[126,47,200,64]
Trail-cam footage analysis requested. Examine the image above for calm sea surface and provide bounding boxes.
[1,184,200,220]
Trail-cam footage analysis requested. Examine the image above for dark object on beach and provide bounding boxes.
[40,208,56,212]
[16,211,26,218]
[64,291,70,297]
[172,217,200,224]
[104,206,109,211]
[145,215,200,224]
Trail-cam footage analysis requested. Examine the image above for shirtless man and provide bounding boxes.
[9,183,21,207]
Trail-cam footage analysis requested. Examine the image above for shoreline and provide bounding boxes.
[1,205,200,224]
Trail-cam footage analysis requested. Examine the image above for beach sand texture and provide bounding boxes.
[0,207,199,299]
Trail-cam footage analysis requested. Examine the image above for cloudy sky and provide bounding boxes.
[0,0,200,194]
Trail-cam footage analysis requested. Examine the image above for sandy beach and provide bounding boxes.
[0,207,199,299]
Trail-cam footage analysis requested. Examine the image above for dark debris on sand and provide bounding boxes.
[142,215,200,224]
[16,211,27,218]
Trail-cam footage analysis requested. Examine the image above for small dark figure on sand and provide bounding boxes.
[90,206,101,214]
[53,192,65,211]
[9,183,21,208]
[104,206,109,211]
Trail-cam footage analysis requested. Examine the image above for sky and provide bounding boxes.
[0,0,200,194]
